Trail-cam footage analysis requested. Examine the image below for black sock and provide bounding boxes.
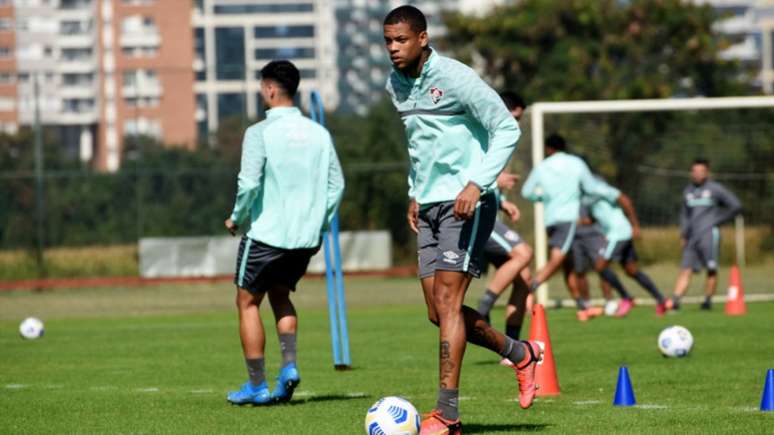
[575,298,589,310]
[245,358,265,386]
[279,333,296,368]
[703,295,712,306]
[499,336,526,365]
[633,271,665,303]
[437,388,459,421]
[529,279,540,293]
[672,295,682,308]
[505,324,522,340]
[477,290,499,317]
[599,268,632,300]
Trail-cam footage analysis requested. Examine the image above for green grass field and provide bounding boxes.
[1,272,773,434]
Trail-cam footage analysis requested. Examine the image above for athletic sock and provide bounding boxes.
[599,268,633,300]
[575,298,589,310]
[671,295,682,309]
[499,336,527,365]
[279,333,296,368]
[702,295,712,308]
[437,388,459,421]
[633,271,665,303]
[245,358,265,386]
[477,290,499,316]
[505,324,522,340]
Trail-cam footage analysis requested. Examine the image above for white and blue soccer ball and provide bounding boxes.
[19,317,44,340]
[364,396,420,435]
[658,325,693,358]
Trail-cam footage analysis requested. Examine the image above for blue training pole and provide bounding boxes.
[310,90,351,369]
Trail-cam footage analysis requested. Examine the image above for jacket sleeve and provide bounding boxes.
[229,126,265,225]
[679,200,690,240]
[712,182,742,226]
[324,134,346,230]
[458,69,521,191]
[520,168,541,202]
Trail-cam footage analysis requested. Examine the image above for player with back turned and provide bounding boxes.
[383,6,542,434]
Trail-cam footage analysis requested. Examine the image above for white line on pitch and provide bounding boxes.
[635,404,668,409]
[136,387,160,393]
[4,384,26,389]
[191,389,213,394]
[346,392,368,398]
[293,390,314,397]
[574,400,602,405]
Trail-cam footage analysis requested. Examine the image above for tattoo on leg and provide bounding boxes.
[462,306,502,352]
[439,340,455,389]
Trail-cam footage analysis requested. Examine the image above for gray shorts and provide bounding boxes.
[600,238,638,264]
[571,229,605,273]
[682,228,720,272]
[417,194,497,279]
[547,221,577,254]
[482,220,524,268]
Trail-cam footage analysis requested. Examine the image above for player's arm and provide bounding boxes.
[616,193,641,238]
[496,171,520,191]
[499,198,520,222]
[324,134,345,231]
[712,183,742,226]
[520,169,541,202]
[226,126,266,235]
[679,197,690,242]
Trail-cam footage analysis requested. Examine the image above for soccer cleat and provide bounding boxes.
[700,300,712,310]
[419,409,462,435]
[499,357,515,367]
[576,309,589,322]
[513,340,544,409]
[615,299,635,317]
[227,381,272,405]
[270,362,301,403]
[586,306,604,318]
[655,302,667,316]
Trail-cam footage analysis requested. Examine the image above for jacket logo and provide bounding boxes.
[430,87,444,104]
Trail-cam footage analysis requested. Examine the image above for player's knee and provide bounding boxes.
[511,244,533,262]
[427,310,439,326]
[624,264,638,276]
[235,290,253,310]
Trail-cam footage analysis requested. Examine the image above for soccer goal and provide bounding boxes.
[527,96,774,306]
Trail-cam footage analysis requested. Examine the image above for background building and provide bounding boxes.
[192,0,338,139]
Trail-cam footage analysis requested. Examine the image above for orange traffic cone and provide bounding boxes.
[725,265,747,316]
[528,304,560,396]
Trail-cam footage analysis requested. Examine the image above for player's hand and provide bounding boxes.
[407,199,419,234]
[224,218,238,236]
[632,225,641,239]
[579,216,593,226]
[500,199,521,222]
[496,171,520,191]
[454,183,481,220]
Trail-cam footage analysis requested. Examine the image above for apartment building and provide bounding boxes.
[192,0,338,137]
[0,0,15,134]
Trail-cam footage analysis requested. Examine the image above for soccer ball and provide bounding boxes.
[19,317,44,340]
[657,325,693,358]
[604,300,619,316]
[364,396,420,435]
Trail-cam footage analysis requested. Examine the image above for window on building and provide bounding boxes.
[121,15,158,36]
[0,46,12,58]
[254,25,314,39]
[0,18,12,31]
[217,93,245,120]
[194,28,206,81]
[215,3,313,14]
[122,0,154,5]
[61,47,92,61]
[254,47,314,60]
[215,27,244,80]
[0,72,14,83]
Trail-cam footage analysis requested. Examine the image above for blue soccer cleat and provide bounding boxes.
[271,363,301,403]
[227,381,272,406]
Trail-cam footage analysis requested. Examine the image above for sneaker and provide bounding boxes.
[419,409,462,435]
[586,306,604,318]
[270,363,301,403]
[615,299,635,317]
[576,309,589,322]
[227,381,272,405]
[655,302,667,316]
[513,340,544,409]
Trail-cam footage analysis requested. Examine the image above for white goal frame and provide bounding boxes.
[529,96,774,306]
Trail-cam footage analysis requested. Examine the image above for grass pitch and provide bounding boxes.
[1,274,772,434]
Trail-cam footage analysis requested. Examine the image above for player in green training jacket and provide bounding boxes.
[224,61,345,406]
[383,6,542,434]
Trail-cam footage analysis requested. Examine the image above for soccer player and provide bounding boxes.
[520,134,633,298]
[566,209,610,321]
[383,6,542,433]
[477,92,533,342]
[584,176,669,315]
[224,60,345,405]
[667,158,741,311]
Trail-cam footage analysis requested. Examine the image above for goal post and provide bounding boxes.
[529,96,774,306]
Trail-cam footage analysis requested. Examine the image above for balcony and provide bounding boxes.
[120,32,160,48]
[57,57,98,73]
[59,83,98,99]
[121,83,162,98]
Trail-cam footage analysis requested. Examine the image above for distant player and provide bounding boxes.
[224,60,345,405]
[383,6,542,433]
[584,176,668,315]
[520,134,632,298]
[476,92,533,343]
[667,159,741,311]
[566,208,611,320]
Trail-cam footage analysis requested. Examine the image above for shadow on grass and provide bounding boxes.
[466,423,549,433]
[290,393,372,405]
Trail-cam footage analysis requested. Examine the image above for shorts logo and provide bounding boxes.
[442,250,459,264]
[429,87,444,104]
[505,230,519,242]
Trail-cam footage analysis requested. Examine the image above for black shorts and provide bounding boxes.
[571,229,606,273]
[483,220,524,268]
[234,236,318,293]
